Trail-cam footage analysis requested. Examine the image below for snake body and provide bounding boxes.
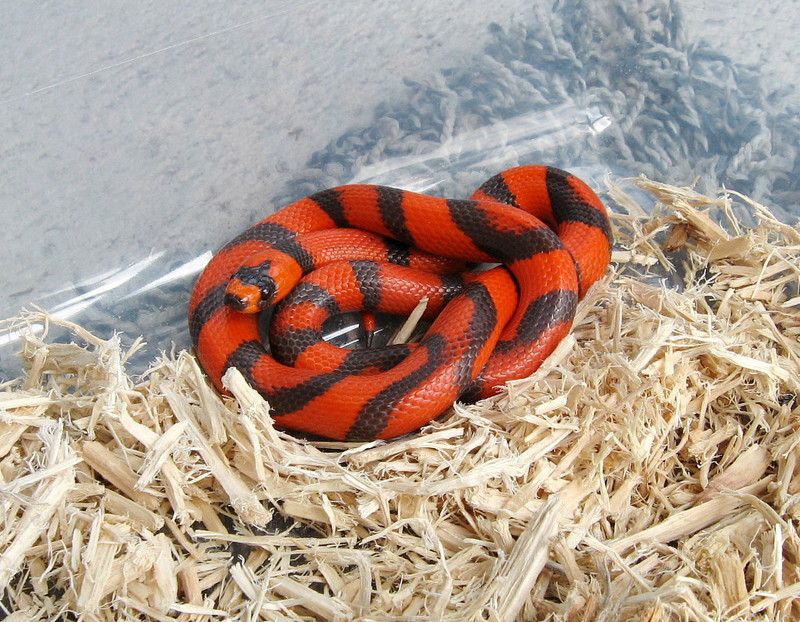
[189,165,612,441]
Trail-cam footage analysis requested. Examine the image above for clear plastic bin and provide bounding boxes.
[2,0,798,378]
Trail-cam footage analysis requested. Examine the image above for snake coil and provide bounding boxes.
[189,165,612,441]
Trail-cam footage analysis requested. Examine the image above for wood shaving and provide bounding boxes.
[1,176,799,620]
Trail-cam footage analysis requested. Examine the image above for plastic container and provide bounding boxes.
[2,0,798,379]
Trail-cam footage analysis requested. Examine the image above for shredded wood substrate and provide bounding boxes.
[1,177,799,621]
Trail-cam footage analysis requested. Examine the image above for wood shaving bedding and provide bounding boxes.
[0,177,798,621]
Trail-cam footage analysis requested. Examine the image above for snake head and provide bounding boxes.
[224,266,276,313]
[224,251,303,313]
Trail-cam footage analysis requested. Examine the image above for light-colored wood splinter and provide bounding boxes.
[0,177,798,620]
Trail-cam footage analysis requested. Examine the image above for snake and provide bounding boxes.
[188,165,612,441]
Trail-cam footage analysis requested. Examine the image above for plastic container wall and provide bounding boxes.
[2,0,798,378]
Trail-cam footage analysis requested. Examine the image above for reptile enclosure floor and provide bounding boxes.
[1,178,798,620]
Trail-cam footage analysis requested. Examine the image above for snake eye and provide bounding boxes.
[258,281,276,308]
